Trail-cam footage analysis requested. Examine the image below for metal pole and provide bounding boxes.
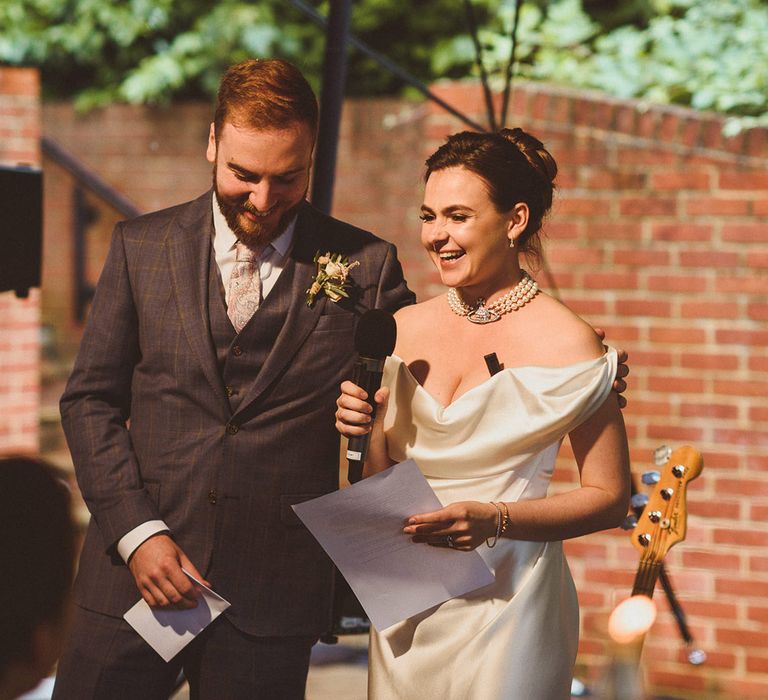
[289,0,487,133]
[311,0,353,215]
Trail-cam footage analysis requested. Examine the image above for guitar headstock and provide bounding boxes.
[630,445,703,561]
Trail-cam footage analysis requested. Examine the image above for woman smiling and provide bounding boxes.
[336,128,631,700]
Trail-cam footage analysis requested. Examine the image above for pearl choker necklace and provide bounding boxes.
[447,272,539,324]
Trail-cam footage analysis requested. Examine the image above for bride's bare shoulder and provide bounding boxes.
[526,293,605,364]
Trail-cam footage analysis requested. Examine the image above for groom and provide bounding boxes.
[53,58,415,699]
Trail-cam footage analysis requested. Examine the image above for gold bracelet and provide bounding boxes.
[498,501,510,536]
[486,502,503,548]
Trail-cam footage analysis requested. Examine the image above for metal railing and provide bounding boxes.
[42,136,142,320]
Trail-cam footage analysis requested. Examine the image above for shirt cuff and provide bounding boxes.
[117,520,170,563]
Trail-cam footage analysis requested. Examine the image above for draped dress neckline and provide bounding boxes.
[388,350,616,412]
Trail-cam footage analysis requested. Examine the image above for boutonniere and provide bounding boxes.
[306,251,361,307]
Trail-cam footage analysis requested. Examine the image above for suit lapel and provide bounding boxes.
[233,204,328,415]
[166,192,230,416]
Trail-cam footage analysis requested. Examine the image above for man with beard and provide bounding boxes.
[53,58,416,699]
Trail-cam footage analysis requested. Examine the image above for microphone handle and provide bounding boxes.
[346,355,386,483]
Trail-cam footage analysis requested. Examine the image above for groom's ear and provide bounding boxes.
[206,123,217,164]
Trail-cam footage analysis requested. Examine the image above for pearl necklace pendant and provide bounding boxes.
[447,271,539,322]
[467,301,501,324]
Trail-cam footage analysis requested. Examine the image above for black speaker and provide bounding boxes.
[0,165,43,298]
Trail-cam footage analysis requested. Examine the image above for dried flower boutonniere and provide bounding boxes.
[306,251,360,307]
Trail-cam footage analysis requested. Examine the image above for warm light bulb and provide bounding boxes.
[608,595,657,644]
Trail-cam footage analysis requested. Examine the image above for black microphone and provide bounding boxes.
[346,309,397,484]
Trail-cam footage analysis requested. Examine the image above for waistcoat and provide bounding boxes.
[207,247,296,414]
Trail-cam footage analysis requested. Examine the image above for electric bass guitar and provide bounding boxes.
[602,445,703,700]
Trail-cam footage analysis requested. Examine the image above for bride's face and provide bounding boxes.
[420,167,519,298]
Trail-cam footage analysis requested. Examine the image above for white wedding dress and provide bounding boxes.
[368,348,618,700]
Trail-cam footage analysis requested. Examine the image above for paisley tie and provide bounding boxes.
[227,241,262,332]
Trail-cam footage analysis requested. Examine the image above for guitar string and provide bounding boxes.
[635,477,686,596]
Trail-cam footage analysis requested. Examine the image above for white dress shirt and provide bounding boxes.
[116,193,297,563]
[211,192,296,303]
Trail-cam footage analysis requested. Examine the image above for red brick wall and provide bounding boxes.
[421,81,768,699]
[42,102,212,214]
[39,98,429,374]
[38,82,767,698]
[0,67,41,454]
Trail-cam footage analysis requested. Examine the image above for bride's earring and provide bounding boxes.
[509,238,515,249]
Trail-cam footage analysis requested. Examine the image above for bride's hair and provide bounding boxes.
[424,128,557,267]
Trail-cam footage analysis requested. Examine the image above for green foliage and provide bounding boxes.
[0,0,482,107]
[435,0,768,131]
[1,0,766,129]
[0,0,319,108]
[341,0,491,96]
[584,0,768,131]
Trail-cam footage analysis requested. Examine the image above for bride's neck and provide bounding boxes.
[455,268,526,304]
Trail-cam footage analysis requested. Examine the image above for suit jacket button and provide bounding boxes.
[226,422,239,435]
[232,345,243,356]
[208,489,217,504]
[225,385,234,397]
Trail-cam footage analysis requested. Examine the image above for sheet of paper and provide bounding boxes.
[293,459,495,631]
[123,569,231,662]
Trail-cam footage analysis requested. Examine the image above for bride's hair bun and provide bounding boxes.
[424,127,558,267]
[499,127,557,185]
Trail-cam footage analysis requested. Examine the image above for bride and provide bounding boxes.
[335,128,631,699]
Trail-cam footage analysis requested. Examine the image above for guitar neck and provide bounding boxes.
[631,559,662,598]
[629,446,703,599]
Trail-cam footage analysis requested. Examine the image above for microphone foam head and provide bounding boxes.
[354,309,397,358]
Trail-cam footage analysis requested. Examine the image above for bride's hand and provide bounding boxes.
[334,381,389,437]
[403,501,498,551]
[336,382,394,477]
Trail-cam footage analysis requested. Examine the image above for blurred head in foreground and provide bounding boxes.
[0,457,75,700]
[608,595,657,645]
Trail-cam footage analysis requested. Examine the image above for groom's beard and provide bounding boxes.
[212,167,305,249]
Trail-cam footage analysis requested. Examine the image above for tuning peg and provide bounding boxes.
[641,471,661,485]
[620,514,638,530]
[654,445,672,465]
[631,493,649,509]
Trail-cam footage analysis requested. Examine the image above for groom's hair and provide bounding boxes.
[214,58,319,142]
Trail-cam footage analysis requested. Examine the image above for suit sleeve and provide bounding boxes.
[374,242,416,313]
[60,222,162,552]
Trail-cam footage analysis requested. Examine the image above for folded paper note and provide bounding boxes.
[124,569,230,662]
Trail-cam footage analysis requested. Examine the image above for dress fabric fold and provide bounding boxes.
[369,348,618,700]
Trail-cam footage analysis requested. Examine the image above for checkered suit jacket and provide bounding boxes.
[60,192,415,635]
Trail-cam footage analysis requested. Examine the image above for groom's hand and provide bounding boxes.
[128,533,209,609]
[594,327,629,408]
[613,348,629,408]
